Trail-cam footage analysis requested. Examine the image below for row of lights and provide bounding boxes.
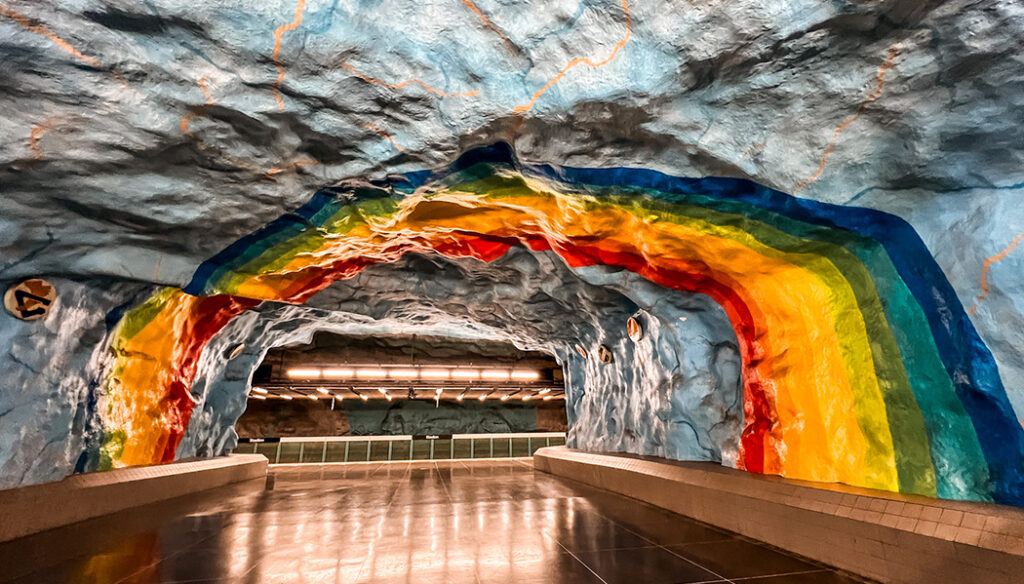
[285,367,542,382]
[249,386,561,402]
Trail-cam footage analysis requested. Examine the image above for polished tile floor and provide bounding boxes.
[0,460,870,584]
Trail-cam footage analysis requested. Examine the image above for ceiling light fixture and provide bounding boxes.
[389,368,419,379]
[334,394,344,401]
[286,368,320,378]
[452,369,480,380]
[538,388,551,395]
[356,368,388,379]
[250,387,268,394]
[481,370,510,381]
[420,369,450,379]
[307,395,319,401]
[456,389,468,402]
[250,394,267,400]
[322,368,355,378]
[543,395,555,401]
[510,370,540,381]
[478,390,493,401]
[280,394,294,401]
[316,387,330,394]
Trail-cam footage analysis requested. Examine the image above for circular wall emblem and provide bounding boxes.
[597,345,613,364]
[627,316,643,342]
[4,278,56,321]
[574,344,588,359]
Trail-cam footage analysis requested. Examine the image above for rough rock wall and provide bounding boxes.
[1,0,1023,503]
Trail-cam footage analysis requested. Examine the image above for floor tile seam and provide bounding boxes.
[354,463,411,581]
[111,526,229,584]
[556,544,667,553]
[728,569,831,581]
[657,543,736,583]
[583,505,741,564]
[554,539,612,584]
[433,461,454,503]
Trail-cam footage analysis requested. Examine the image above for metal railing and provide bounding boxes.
[235,432,566,464]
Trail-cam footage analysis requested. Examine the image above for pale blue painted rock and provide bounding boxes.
[0,0,1022,489]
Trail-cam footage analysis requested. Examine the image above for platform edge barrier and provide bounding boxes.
[0,454,268,542]
[533,446,1024,584]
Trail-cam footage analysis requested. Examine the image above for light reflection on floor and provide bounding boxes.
[0,460,870,583]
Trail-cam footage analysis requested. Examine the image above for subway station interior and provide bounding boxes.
[1,1,1024,583]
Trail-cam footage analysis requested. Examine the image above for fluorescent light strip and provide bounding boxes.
[286,368,320,378]
[481,370,510,380]
[356,368,388,379]
[510,370,540,381]
[250,387,268,394]
[322,368,355,378]
[452,370,480,380]
[389,369,419,379]
[420,369,450,379]
[250,394,267,400]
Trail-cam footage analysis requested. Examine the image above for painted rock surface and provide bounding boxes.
[0,0,1022,504]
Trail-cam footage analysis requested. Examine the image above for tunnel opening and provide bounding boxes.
[232,332,568,462]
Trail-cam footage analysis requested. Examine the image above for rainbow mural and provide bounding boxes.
[93,143,1024,505]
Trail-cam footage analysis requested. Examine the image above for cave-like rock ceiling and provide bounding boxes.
[1,0,1023,505]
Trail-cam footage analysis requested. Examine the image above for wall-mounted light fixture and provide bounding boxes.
[228,344,246,360]
[627,316,643,342]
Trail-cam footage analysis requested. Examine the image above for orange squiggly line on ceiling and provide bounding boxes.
[180,77,216,135]
[341,62,479,98]
[512,0,632,114]
[272,0,307,111]
[794,43,900,191]
[459,0,517,55]
[363,122,406,152]
[968,232,1024,315]
[265,157,319,178]
[28,118,57,159]
[0,5,101,67]
[198,77,214,105]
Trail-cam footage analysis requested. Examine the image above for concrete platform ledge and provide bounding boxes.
[0,454,267,543]
[534,447,1024,584]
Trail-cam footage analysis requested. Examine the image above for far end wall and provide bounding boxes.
[236,399,567,438]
